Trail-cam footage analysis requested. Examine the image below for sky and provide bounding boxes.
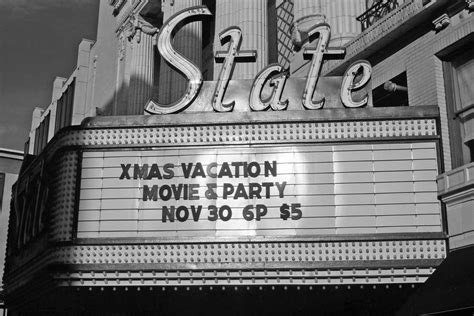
[0,0,99,151]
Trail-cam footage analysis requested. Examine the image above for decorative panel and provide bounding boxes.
[49,150,79,241]
[59,119,437,149]
[56,240,446,265]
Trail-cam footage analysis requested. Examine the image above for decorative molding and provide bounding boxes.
[432,13,450,31]
[54,266,436,288]
[48,151,79,242]
[126,15,158,43]
[55,240,446,266]
[4,239,446,293]
[118,33,126,60]
[110,0,127,16]
[67,119,437,148]
[115,0,147,35]
[467,0,474,12]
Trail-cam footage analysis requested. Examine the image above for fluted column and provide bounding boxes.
[158,0,202,104]
[127,17,157,115]
[294,0,322,21]
[290,0,365,76]
[293,0,365,47]
[323,0,365,47]
[292,0,325,40]
[290,1,326,76]
[213,0,268,80]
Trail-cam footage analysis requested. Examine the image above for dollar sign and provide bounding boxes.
[280,203,290,220]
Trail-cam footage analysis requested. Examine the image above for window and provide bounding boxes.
[373,72,408,107]
[443,47,474,168]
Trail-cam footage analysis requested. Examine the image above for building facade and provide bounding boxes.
[0,148,23,315]
[3,0,474,314]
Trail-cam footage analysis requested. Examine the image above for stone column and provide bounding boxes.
[290,0,365,76]
[323,0,365,47]
[293,0,365,47]
[290,1,326,76]
[158,0,202,104]
[127,16,157,115]
[213,0,268,80]
[293,0,323,21]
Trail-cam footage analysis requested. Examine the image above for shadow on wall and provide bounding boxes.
[96,24,202,117]
[96,75,190,117]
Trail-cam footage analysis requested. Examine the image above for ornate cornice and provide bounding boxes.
[110,0,127,16]
[126,15,159,43]
[115,0,150,35]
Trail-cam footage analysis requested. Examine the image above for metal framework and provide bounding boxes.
[357,0,401,31]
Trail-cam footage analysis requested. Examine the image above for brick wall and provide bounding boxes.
[371,12,474,172]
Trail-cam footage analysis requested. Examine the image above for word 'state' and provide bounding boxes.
[145,6,372,114]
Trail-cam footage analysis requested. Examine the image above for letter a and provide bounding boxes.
[249,63,289,111]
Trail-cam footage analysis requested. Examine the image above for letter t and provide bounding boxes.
[213,27,257,112]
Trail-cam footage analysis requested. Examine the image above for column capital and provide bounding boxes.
[126,15,159,43]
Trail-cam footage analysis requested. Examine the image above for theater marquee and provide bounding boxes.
[73,5,442,241]
[78,141,441,238]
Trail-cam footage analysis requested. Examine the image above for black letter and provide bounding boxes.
[159,185,173,201]
[147,164,162,179]
[176,206,189,222]
[119,164,131,179]
[206,162,217,178]
[182,163,193,178]
[264,161,277,177]
[162,206,175,222]
[134,164,149,179]
[247,162,261,177]
[143,185,158,201]
[163,163,175,179]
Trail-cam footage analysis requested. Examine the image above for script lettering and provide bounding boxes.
[302,23,345,110]
[340,60,372,108]
[213,27,257,112]
[249,63,289,111]
[144,6,212,114]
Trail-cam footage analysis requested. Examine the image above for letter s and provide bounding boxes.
[145,6,212,114]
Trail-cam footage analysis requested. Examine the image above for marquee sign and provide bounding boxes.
[78,142,441,238]
[75,6,439,240]
[144,6,372,115]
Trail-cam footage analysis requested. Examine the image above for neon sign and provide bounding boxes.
[145,5,372,114]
